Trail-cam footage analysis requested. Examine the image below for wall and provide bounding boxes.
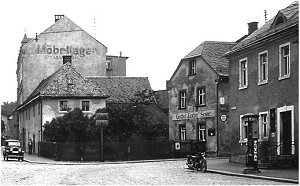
[106,56,127,76]
[169,56,221,154]
[228,33,298,163]
[18,26,107,104]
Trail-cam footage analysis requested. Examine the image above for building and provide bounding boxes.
[17,15,127,105]
[225,2,298,165]
[16,60,109,153]
[168,41,235,156]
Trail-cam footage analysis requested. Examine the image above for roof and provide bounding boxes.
[226,1,299,55]
[170,41,236,79]
[86,76,152,103]
[18,63,108,110]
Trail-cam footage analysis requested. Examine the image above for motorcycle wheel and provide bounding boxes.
[200,159,207,173]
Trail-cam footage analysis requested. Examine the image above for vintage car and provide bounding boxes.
[3,139,24,161]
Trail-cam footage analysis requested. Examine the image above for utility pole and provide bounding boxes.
[264,10,268,23]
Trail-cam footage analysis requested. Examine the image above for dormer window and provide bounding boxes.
[275,16,284,25]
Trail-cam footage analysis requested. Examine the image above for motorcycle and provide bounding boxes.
[186,152,207,172]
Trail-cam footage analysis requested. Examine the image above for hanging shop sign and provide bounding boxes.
[220,114,227,122]
[172,110,215,121]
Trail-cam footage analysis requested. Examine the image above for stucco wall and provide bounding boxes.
[20,30,107,104]
[169,56,223,154]
[228,33,298,163]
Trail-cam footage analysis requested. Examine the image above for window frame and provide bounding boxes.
[259,111,269,141]
[81,100,91,113]
[258,50,268,85]
[279,42,290,80]
[239,58,248,90]
[188,60,196,75]
[197,123,206,141]
[58,100,69,113]
[239,114,248,143]
[196,86,206,107]
[179,125,186,141]
[178,90,187,109]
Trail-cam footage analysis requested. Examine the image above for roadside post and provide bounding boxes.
[95,112,109,162]
[242,113,261,174]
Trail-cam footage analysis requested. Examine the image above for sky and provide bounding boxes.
[0,0,294,103]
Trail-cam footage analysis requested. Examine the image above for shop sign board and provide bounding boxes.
[172,110,215,121]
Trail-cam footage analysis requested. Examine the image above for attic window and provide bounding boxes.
[275,16,284,25]
[63,55,72,64]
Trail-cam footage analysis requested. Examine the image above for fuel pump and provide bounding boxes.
[242,113,261,174]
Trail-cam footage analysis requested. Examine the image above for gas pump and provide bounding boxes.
[242,113,261,174]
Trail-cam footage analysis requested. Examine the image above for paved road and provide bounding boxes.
[1,159,291,185]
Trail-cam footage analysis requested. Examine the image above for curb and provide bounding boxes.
[206,169,299,184]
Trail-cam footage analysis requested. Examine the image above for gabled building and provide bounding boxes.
[225,2,298,165]
[1,102,18,140]
[168,41,235,156]
[17,15,127,105]
[16,60,108,154]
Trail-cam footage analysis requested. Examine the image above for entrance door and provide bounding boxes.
[280,111,292,155]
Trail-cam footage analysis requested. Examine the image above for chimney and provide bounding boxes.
[63,55,72,64]
[248,22,258,35]
[55,15,64,22]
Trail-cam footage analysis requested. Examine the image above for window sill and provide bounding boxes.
[58,111,68,113]
[238,86,248,90]
[239,139,248,143]
[178,107,186,110]
[278,74,290,80]
[188,73,196,76]
[258,81,268,86]
[196,104,206,107]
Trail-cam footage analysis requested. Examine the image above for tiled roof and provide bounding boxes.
[227,1,299,54]
[19,63,108,109]
[183,41,236,76]
[86,76,152,103]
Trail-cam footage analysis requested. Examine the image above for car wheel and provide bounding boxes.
[200,159,207,173]
[21,157,24,162]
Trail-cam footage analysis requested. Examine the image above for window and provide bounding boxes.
[197,86,206,106]
[38,102,40,115]
[81,101,90,112]
[106,59,112,70]
[240,115,248,142]
[59,101,69,112]
[197,123,206,141]
[258,51,268,84]
[239,58,248,89]
[179,91,186,109]
[259,112,269,139]
[189,60,196,75]
[279,42,290,79]
[179,125,186,141]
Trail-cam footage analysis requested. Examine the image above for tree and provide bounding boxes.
[43,108,92,142]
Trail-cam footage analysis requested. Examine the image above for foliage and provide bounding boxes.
[43,88,168,143]
[43,108,91,142]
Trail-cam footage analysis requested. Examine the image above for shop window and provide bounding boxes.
[239,58,248,89]
[279,42,290,80]
[179,90,186,109]
[258,51,268,85]
[196,86,206,106]
[197,123,206,141]
[189,60,196,75]
[179,125,186,141]
[81,101,90,112]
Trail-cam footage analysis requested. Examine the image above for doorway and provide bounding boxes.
[280,111,292,155]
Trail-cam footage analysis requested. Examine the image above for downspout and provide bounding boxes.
[215,77,221,157]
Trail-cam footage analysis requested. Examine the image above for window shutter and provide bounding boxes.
[238,61,241,88]
[245,60,248,86]
[279,47,282,77]
[258,55,261,83]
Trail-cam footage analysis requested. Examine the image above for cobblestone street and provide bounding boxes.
[1,159,290,185]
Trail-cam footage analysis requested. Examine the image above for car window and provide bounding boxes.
[7,141,21,146]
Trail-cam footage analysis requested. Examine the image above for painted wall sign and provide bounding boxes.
[172,110,215,121]
[36,44,95,58]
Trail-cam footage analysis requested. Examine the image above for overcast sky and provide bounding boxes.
[0,0,293,103]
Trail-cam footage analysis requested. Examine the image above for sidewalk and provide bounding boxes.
[24,153,298,184]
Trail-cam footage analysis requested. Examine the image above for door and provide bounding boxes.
[280,111,292,155]
[33,134,36,154]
